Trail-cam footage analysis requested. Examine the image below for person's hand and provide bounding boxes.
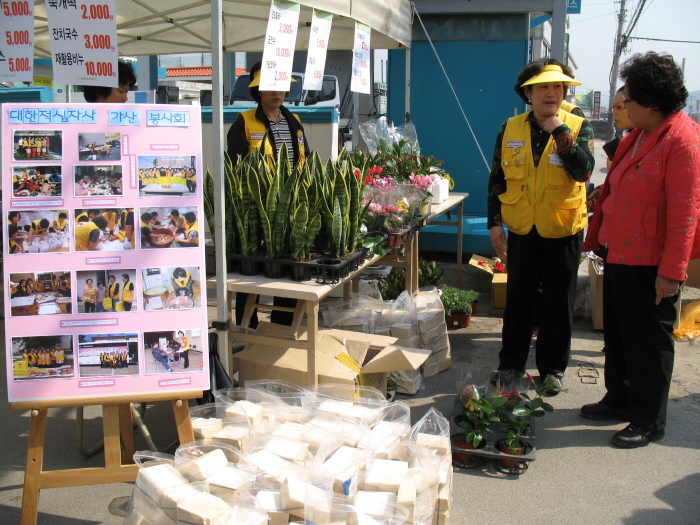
[490,226,507,256]
[655,274,680,305]
[541,115,564,134]
[586,185,602,213]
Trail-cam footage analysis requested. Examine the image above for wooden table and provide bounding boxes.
[206,254,382,385]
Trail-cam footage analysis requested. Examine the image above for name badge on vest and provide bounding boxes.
[251,133,265,140]
[549,154,563,166]
[507,141,525,148]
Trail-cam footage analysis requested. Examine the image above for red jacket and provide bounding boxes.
[583,110,700,281]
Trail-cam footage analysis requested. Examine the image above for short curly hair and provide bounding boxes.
[620,52,687,116]
[81,60,136,102]
[514,58,574,104]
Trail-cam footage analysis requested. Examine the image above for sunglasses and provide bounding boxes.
[610,103,625,111]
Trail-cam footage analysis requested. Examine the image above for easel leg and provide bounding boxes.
[21,409,47,525]
[240,294,259,331]
[102,405,122,469]
[306,301,319,388]
[119,404,135,463]
[172,400,195,445]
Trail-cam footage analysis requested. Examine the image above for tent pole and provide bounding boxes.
[405,47,410,122]
[211,0,231,375]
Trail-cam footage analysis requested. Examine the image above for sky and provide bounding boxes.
[567,0,700,106]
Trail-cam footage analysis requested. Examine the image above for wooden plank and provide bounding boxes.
[289,299,307,336]
[119,404,135,464]
[20,409,47,525]
[40,465,140,489]
[11,390,204,411]
[306,301,319,388]
[172,399,195,445]
[240,293,258,331]
[229,332,310,348]
[102,405,122,469]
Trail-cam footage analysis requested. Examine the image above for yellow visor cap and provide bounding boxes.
[520,64,581,87]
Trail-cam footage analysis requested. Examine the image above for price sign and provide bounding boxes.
[350,22,371,95]
[302,9,332,92]
[46,0,118,87]
[259,0,300,92]
[0,0,35,82]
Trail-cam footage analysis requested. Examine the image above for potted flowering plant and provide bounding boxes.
[418,259,445,289]
[452,382,507,466]
[497,374,555,468]
[409,173,434,215]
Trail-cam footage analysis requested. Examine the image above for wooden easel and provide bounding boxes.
[13,390,201,525]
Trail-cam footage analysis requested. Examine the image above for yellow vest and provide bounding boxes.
[174,272,191,288]
[75,222,100,251]
[102,211,117,230]
[31,220,47,234]
[76,212,89,223]
[184,221,198,245]
[122,281,133,302]
[241,109,306,165]
[108,281,119,299]
[53,218,67,231]
[498,111,587,238]
[560,100,582,115]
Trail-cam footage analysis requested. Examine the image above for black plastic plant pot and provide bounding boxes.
[238,258,261,276]
[264,260,288,279]
[226,256,239,273]
[290,264,312,282]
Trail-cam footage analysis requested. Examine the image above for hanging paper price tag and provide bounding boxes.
[350,22,371,95]
[45,0,118,87]
[259,0,300,92]
[302,9,332,91]
[0,0,35,82]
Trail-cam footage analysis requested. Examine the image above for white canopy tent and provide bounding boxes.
[31,0,412,55]
[31,0,412,371]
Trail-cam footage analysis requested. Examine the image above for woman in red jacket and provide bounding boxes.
[581,52,700,448]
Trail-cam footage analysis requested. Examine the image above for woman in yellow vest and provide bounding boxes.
[75,217,107,251]
[176,212,199,247]
[106,274,120,312]
[121,273,134,311]
[102,209,118,233]
[171,267,194,297]
[52,212,68,233]
[226,62,306,329]
[487,59,594,395]
[27,218,50,244]
[82,278,97,313]
[177,330,190,369]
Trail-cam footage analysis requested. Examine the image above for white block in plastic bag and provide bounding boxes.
[364,459,408,492]
[256,490,290,525]
[176,492,230,525]
[415,433,450,456]
[354,491,397,515]
[192,418,223,439]
[178,448,229,481]
[207,466,256,496]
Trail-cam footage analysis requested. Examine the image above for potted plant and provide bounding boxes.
[452,383,507,466]
[440,285,456,326]
[377,269,406,301]
[418,259,445,289]
[462,289,480,316]
[496,374,555,469]
[441,286,473,327]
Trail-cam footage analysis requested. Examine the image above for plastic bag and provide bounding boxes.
[673,298,700,340]
[361,402,411,455]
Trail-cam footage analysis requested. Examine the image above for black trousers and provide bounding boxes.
[498,227,583,376]
[602,263,676,431]
[235,292,296,328]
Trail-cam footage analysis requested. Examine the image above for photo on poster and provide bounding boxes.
[7,209,70,254]
[74,165,123,196]
[13,130,63,161]
[143,329,204,375]
[11,334,74,381]
[141,266,202,312]
[139,206,199,249]
[74,208,134,252]
[8,270,72,317]
[78,132,121,161]
[12,165,62,198]
[76,268,137,313]
[138,155,198,197]
[77,333,139,378]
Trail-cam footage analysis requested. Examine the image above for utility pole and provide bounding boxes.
[607,0,627,142]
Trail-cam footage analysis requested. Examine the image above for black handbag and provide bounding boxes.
[197,331,232,405]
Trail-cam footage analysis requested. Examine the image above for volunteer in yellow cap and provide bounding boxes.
[226,60,310,329]
[487,58,595,395]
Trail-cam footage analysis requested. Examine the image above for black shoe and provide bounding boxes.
[580,401,629,421]
[543,374,563,396]
[612,424,665,448]
[490,369,524,386]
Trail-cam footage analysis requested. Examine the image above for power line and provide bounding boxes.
[627,36,700,44]
[570,11,617,24]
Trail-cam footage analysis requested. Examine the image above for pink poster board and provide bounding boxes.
[2,103,210,402]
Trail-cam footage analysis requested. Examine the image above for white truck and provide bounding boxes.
[229,72,352,152]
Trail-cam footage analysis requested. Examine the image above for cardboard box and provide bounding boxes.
[684,259,700,288]
[420,362,439,379]
[237,323,431,394]
[588,258,604,330]
[469,255,507,308]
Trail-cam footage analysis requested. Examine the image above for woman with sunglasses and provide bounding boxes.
[581,52,700,448]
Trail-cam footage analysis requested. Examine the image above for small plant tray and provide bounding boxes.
[228,250,363,284]
[449,399,537,463]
